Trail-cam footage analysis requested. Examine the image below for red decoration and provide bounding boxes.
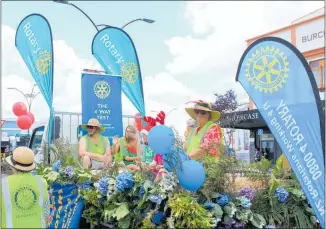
[134,113,143,131]
[141,116,157,136]
[26,112,35,124]
[17,115,32,130]
[156,111,166,125]
[12,102,27,117]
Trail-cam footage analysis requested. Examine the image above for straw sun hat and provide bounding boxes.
[81,118,105,133]
[5,147,36,172]
[185,100,221,122]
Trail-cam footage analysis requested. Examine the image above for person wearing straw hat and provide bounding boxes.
[185,100,223,160]
[79,118,112,170]
[2,147,51,228]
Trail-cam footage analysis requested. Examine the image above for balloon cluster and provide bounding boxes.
[12,102,35,130]
[147,112,206,192]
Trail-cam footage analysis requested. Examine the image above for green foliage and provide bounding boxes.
[168,192,213,228]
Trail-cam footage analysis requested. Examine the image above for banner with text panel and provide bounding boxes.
[236,37,325,227]
[81,73,123,143]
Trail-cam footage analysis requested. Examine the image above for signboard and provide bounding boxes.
[296,18,324,53]
[258,129,263,135]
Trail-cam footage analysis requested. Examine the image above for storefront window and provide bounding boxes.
[312,69,321,86]
[310,59,325,89]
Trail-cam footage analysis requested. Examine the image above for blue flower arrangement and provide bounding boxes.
[234,221,245,228]
[115,172,134,193]
[275,187,288,203]
[152,211,165,225]
[216,193,231,206]
[240,187,254,201]
[204,201,216,210]
[76,179,91,190]
[148,195,163,205]
[138,185,145,199]
[52,160,62,172]
[96,177,109,196]
[64,166,75,178]
[237,196,252,209]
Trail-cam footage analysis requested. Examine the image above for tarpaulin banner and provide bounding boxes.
[15,14,54,142]
[48,183,84,229]
[236,37,325,226]
[81,73,123,142]
[92,26,146,116]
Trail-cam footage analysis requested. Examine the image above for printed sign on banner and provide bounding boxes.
[81,73,123,142]
[48,184,84,229]
[236,37,325,226]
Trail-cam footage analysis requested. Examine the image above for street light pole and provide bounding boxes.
[53,0,155,30]
[8,84,40,134]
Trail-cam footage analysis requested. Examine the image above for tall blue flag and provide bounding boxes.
[92,26,146,116]
[236,37,325,226]
[81,73,123,142]
[15,14,54,142]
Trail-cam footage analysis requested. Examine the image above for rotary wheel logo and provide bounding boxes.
[13,186,38,212]
[36,49,51,75]
[245,46,289,93]
[94,81,111,99]
[120,62,139,83]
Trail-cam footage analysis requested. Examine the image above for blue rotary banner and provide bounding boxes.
[15,14,54,142]
[236,37,325,226]
[92,26,146,116]
[48,183,84,229]
[81,73,123,142]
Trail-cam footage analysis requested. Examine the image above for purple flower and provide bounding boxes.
[148,195,163,205]
[240,187,254,201]
[65,166,75,177]
[265,225,276,229]
[234,221,245,229]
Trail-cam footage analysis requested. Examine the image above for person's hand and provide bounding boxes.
[113,136,119,145]
[134,156,141,161]
[98,155,111,164]
[156,165,164,170]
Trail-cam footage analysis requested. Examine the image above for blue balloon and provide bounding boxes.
[148,125,175,155]
[163,147,190,172]
[177,160,206,192]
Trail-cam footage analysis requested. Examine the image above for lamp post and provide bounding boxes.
[53,0,155,30]
[8,84,40,134]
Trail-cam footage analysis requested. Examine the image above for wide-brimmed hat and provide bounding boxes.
[185,100,221,122]
[5,147,35,172]
[81,118,105,133]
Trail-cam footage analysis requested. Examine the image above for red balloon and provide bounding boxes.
[17,115,32,130]
[12,102,27,117]
[26,112,35,124]
[134,113,143,131]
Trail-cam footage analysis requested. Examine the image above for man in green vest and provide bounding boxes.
[79,118,112,169]
[2,147,50,228]
[185,100,223,160]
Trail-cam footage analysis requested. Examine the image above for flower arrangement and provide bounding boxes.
[35,152,319,229]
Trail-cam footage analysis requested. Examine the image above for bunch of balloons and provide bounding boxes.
[12,102,35,130]
[148,124,206,192]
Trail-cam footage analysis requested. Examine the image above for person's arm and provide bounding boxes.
[105,138,112,163]
[78,137,102,160]
[111,136,120,155]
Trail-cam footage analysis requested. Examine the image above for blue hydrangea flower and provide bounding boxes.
[275,187,288,203]
[204,202,215,210]
[152,211,165,225]
[216,193,231,206]
[138,185,145,199]
[148,195,163,205]
[265,225,276,229]
[52,160,62,172]
[76,179,91,190]
[65,166,75,178]
[237,196,252,209]
[97,177,109,196]
[240,187,254,201]
[115,172,134,193]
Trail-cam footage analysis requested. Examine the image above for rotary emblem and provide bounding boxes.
[120,62,139,83]
[245,46,289,93]
[94,81,111,99]
[13,186,38,212]
[36,49,51,75]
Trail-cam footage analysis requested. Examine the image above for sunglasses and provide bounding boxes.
[194,109,208,115]
[87,125,95,129]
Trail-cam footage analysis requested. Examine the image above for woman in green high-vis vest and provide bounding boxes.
[79,119,112,170]
[112,125,138,162]
[184,100,223,161]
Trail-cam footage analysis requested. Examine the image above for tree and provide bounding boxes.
[211,89,240,155]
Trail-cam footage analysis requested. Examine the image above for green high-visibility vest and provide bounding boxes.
[113,137,126,162]
[186,121,217,154]
[2,173,49,228]
[83,134,108,162]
